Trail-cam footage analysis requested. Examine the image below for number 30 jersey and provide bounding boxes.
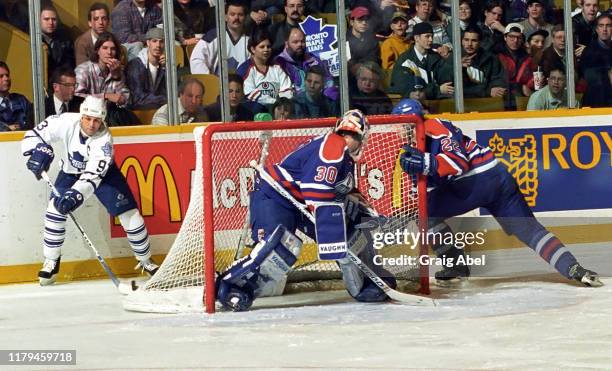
[21,113,113,201]
[263,132,356,210]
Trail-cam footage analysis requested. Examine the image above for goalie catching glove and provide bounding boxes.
[400,145,438,176]
[26,143,55,180]
[53,188,84,215]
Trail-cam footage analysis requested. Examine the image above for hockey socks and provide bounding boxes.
[530,230,577,279]
[43,203,67,260]
[118,209,152,261]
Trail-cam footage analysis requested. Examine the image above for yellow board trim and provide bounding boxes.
[2,107,612,142]
[2,224,611,285]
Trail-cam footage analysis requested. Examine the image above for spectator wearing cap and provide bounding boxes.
[350,61,394,115]
[390,22,453,99]
[580,14,612,107]
[293,65,339,118]
[572,0,600,55]
[478,1,506,52]
[405,75,432,113]
[268,0,308,58]
[527,29,549,65]
[527,66,571,110]
[518,0,553,47]
[496,23,536,99]
[111,0,163,61]
[347,6,381,69]
[407,0,452,59]
[460,27,507,98]
[127,27,167,110]
[380,11,412,70]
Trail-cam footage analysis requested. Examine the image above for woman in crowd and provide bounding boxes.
[237,28,294,107]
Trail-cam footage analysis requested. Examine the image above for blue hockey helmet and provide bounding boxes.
[392,98,424,117]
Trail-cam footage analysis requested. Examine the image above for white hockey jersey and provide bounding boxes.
[189,30,250,75]
[237,60,294,105]
[21,113,114,201]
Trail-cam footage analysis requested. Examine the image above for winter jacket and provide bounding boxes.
[126,48,167,109]
[275,49,338,101]
[462,49,507,98]
[0,93,33,131]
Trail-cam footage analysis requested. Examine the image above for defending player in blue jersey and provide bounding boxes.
[215,110,397,311]
[393,98,603,288]
[21,96,159,285]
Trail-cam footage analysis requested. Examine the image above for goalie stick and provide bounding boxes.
[41,171,137,295]
[249,161,436,307]
[234,131,272,260]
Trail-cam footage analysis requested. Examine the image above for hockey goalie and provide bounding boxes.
[215,109,396,311]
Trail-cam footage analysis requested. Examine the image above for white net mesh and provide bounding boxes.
[124,117,425,313]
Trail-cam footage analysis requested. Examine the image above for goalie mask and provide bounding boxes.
[335,109,370,161]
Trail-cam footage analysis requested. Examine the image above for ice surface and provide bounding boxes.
[2,275,611,370]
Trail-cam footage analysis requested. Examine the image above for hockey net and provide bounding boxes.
[123,115,428,313]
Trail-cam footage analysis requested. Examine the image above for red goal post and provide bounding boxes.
[201,114,429,314]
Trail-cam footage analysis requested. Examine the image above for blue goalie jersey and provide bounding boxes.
[262,132,356,209]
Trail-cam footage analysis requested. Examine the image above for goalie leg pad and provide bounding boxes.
[339,228,396,302]
[216,225,303,311]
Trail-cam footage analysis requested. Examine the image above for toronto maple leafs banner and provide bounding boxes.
[299,16,339,77]
[476,126,612,212]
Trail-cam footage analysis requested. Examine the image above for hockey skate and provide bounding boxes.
[569,263,604,287]
[38,257,61,286]
[135,259,159,277]
[435,264,470,287]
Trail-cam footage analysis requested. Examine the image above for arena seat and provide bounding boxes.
[0,22,48,102]
[132,109,157,125]
[182,74,220,106]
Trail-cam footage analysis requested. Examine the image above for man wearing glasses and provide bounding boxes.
[527,66,572,110]
[45,67,84,117]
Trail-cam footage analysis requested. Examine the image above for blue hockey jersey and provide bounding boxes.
[261,132,356,210]
[424,118,497,186]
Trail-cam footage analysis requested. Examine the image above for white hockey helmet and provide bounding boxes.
[80,96,107,121]
[334,109,369,142]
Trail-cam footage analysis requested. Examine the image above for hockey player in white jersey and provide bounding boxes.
[21,96,158,285]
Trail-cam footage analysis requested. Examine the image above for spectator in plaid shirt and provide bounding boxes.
[111,0,162,61]
[75,32,133,126]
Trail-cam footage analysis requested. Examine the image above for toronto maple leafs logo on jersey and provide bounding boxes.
[69,151,86,170]
[101,142,112,157]
[300,16,339,77]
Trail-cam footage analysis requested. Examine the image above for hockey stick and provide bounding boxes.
[249,161,436,307]
[41,171,137,295]
[234,131,272,259]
